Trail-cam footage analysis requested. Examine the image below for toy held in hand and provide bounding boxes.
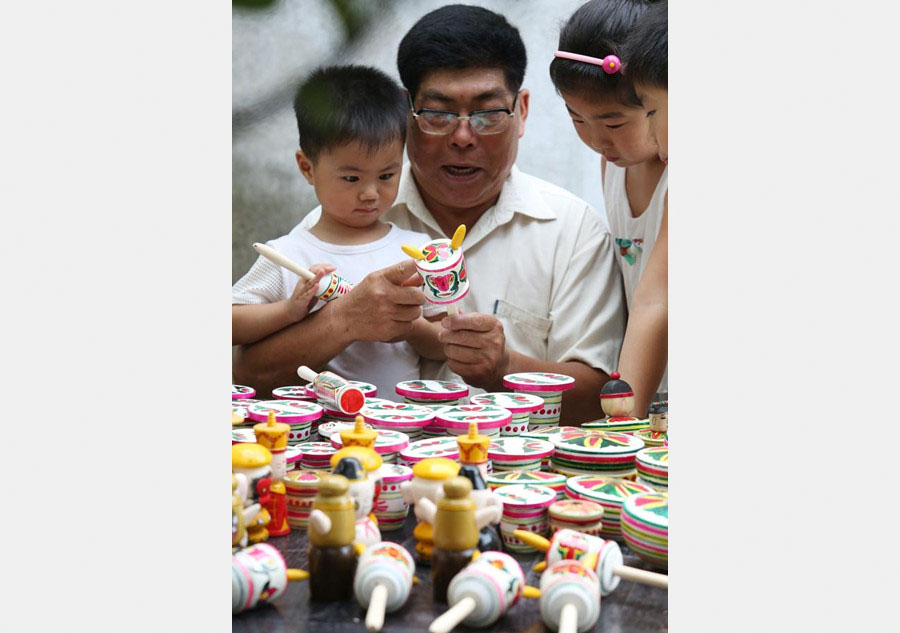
[253,242,353,302]
[402,224,468,316]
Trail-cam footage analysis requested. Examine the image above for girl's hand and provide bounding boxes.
[286,263,337,323]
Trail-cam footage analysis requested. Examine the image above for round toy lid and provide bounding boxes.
[331,445,383,472]
[361,401,436,425]
[415,238,462,269]
[635,428,667,441]
[549,498,604,522]
[519,425,581,440]
[582,418,649,432]
[331,428,410,454]
[232,427,257,444]
[411,457,460,480]
[284,444,303,464]
[247,400,323,424]
[272,385,315,400]
[486,470,567,487]
[399,436,460,461]
[488,437,555,461]
[232,398,260,417]
[435,404,512,430]
[636,447,669,469]
[317,420,373,440]
[232,384,257,399]
[395,379,469,400]
[493,483,557,509]
[501,372,575,392]
[375,463,414,483]
[296,441,337,457]
[469,392,545,413]
[565,475,654,504]
[232,442,272,468]
[551,429,645,455]
[622,491,668,529]
[284,469,322,488]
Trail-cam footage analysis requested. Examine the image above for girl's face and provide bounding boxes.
[560,91,660,168]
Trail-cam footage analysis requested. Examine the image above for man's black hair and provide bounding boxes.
[292,65,407,162]
[397,4,527,100]
[623,1,667,89]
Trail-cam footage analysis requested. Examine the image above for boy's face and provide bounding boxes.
[296,139,404,228]
[560,91,660,168]
[636,84,668,164]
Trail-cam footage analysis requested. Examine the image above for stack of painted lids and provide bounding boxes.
[432,404,510,438]
[635,447,668,490]
[232,384,257,400]
[372,463,414,531]
[582,417,649,434]
[564,475,654,539]
[232,427,256,444]
[494,483,557,552]
[271,385,316,402]
[231,398,260,427]
[294,441,337,470]
[548,499,604,537]
[360,401,435,440]
[621,491,668,569]
[549,428,644,478]
[469,392,544,436]
[486,470,567,499]
[488,437,555,472]
[246,400,323,445]
[283,469,322,529]
[330,428,409,464]
[284,444,302,472]
[395,379,468,407]
[397,436,460,467]
[501,372,575,427]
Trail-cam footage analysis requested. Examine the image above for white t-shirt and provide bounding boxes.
[231,222,434,398]
[603,162,668,393]
[301,164,627,398]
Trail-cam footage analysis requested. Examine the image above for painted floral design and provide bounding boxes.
[423,242,452,262]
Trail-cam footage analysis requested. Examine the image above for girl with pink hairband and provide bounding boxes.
[550,0,668,418]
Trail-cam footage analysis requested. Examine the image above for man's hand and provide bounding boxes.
[438,312,510,389]
[333,259,426,343]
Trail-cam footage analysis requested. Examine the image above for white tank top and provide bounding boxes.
[603,162,668,394]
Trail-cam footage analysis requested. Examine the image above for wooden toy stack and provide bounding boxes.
[398,436,459,468]
[502,372,576,427]
[564,475,655,539]
[232,398,261,427]
[361,400,435,440]
[494,483,557,552]
[232,384,257,400]
[469,392,544,436]
[549,428,645,478]
[246,400,323,445]
[432,404,510,439]
[620,492,668,569]
[272,385,317,402]
[395,379,469,408]
[548,499,604,537]
[488,437,555,472]
[331,426,410,464]
[371,463,414,531]
[232,427,257,444]
[317,419,374,442]
[283,469,322,529]
[294,441,336,470]
[583,371,648,434]
[283,444,302,473]
[635,446,668,490]
[486,470,568,500]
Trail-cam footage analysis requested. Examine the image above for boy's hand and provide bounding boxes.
[286,263,337,323]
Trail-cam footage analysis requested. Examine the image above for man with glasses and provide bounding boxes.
[234,5,626,424]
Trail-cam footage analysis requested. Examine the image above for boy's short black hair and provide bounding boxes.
[397,4,527,100]
[623,1,667,89]
[292,65,407,162]
[549,0,652,106]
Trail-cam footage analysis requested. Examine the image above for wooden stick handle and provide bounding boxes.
[558,602,579,633]
[428,595,477,633]
[253,242,314,280]
[296,365,319,383]
[365,583,388,632]
[446,303,459,317]
[612,565,668,589]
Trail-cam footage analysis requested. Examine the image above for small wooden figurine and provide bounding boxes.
[649,400,668,432]
[399,457,460,563]
[232,443,273,543]
[429,476,480,602]
[308,473,364,601]
[331,446,384,546]
[599,372,637,422]
[254,410,290,482]
[456,421,491,481]
[232,474,260,552]
[457,464,503,553]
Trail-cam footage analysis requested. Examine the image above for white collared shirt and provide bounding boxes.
[301,164,626,388]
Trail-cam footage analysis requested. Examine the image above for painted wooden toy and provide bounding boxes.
[399,457,460,563]
[233,474,260,552]
[307,474,365,601]
[297,365,366,415]
[232,543,308,614]
[456,421,491,480]
[253,241,354,302]
[428,551,540,633]
[402,224,468,316]
[338,415,379,449]
[254,410,290,482]
[353,541,417,632]
[428,476,480,603]
[457,464,503,553]
[502,372,576,427]
[514,528,668,595]
[599,372,638,421]
[539,559,601,633]
[232,443,273,543]
[331,446,384,547]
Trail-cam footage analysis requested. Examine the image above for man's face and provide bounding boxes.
[636,83,668,164]
[406,68,528,215]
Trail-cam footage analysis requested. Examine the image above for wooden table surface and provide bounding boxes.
[233,514,668,633]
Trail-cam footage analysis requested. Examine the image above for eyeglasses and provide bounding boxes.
[408,92,520,135]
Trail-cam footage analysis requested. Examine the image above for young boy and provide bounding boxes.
[615,0,668,416]
[232,65,443,397]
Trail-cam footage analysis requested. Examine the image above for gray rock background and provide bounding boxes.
[233,0,607,283]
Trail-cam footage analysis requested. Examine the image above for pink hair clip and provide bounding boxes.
[554,50,622,74]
